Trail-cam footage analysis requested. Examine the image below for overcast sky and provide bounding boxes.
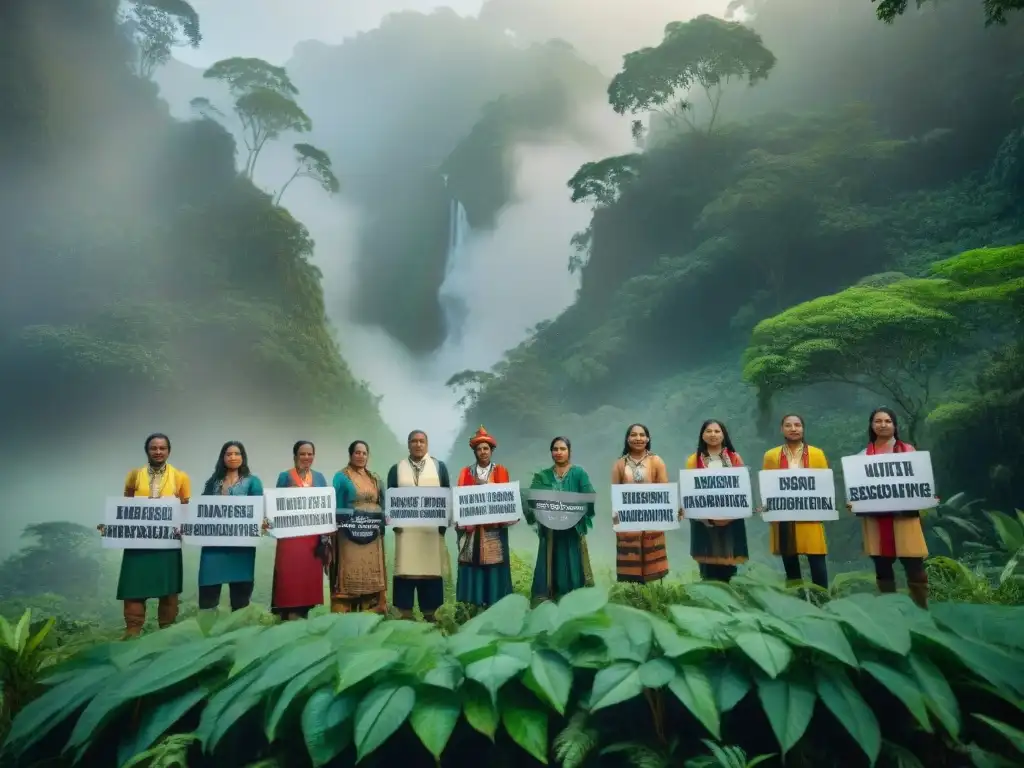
[178,0,486,66]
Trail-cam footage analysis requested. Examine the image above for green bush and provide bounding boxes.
[3,585,1024,767]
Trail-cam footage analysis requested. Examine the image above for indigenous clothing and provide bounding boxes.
[456,463,514,607]
[271,469,328,611]
[686,452,749,566]
[386,456,451,613]
[612,454,670,583]
[763,445,828,556]
[117,464,191,600]
[527,465,595,601]
[859,441,928,558]
[331,467,387,614]
[198,475,264,588]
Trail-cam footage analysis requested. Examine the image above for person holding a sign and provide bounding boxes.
[526,436,596,603]
[848,407,930,608]
[611,424,672,584]
[386,430,451,622]
[761,415,830,590]
[455,426,516,609]
[330,440,387,614]
[269,441,329,620]
[683,420,749,582]
[196,441,264,613]
[109,433,191,638]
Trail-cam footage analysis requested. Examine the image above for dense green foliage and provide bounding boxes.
[448,0,1024,562]
[0,0,398,474]
[3,586,1024,767]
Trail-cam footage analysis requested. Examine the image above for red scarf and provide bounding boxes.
[778,445,810,469]
[696,449,742,468]
[865,440,911,554]
[289,468,313,487]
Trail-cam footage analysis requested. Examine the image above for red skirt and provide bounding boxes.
[271,535,325,609]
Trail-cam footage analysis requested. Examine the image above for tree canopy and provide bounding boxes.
[873,0,1023,26]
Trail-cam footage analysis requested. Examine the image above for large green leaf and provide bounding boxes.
[464,651,529,706]
[335,647,402,693]
[788,616,859,667]
[589,662,642,711]
[231,620,311,676]
[668,666,720,738]
[826,594,912,655]
[523,649,573,714]
[815,666,881,765]
[446,631,498,663]
[973,715,1024,755]
[326,613,384,642]
[302,686,357,767]
[756,674,816,756]
[913,625,1024,698]
[265,656,334,741]
[115,684,208,767]
[423,656,464,690]
[748,586,826,621]
[668,605,735,640]
[196,664,266,750]
[460,593,530,636]
[860,661,932,732]
[502,687,549,764]
[605,604,654,659]
[732,631,793,678]
[354,684,416,762]
[409,686,460,760]
[556,586,609,625]
[462,681,499,740]
[523,600,560,635]
[709,661,751,713]
[250,636,334,695]
[638,658,676,689]
[908,653,960,739]
[930,603,1024,652]
[649,614,718,657]
[118,643,231,700]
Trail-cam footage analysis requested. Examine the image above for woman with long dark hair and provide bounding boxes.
[761,414,829,590]
[197,441,264,612]
[683,419,749,582]
[851,407,930,607]
[526,436,596,603]
[269,440,328,620]
[611,423,671,583]
[330,440,387,614]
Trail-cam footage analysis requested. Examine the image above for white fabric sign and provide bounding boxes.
[102,497,182,550]
[264,487,337,539]
[758,469,838,522]
[841,451,938,514]
[679,468,753,520]
[453,481,522,526]
[385,486,452,527]
[611,483,680,532]
[181,495,264,547]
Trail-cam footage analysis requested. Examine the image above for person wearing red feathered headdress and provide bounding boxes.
[455,426,516,608]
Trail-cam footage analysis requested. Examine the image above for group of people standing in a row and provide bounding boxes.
[106,406,930,638]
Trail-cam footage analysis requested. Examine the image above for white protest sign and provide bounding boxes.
[841,450,938,514]
[611,483,680,532]
[264,486,337,539]
[102,497,182,550]
[758,469,838,522]
[453,481,522,526]
[181,496,264,547]
[385,486,452,527]
[679,468,753,520]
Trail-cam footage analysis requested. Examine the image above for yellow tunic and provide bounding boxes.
[762,446,828,556]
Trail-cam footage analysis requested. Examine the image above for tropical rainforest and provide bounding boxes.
[1,0,1023,766]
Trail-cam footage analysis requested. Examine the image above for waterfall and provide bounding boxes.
[437,197,471,344]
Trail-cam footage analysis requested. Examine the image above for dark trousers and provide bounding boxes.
[699,563,737,583]
[871,555,926,582]
[782,554,829,589]
[198,581,254,611]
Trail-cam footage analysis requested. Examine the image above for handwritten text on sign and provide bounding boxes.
[841,451,937,514]
[181,496,263,547]
[679,468,753,520]
[453,481,522,526]
[385,487,452,527]
[102,498,182,550]
[612,483,680,532]
[523,490,595,530]
[758,469,838,522]
[264,487,337,539]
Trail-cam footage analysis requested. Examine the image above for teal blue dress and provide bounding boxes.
[197,475,265,587]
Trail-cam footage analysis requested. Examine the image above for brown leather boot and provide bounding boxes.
[877,579,897,594]
[157,594,179,628]
[122,600,146,639]
[907,579,929,609]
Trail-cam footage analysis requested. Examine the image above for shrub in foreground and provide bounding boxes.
[2,584,1023,767]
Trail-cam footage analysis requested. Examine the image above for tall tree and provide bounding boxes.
[194,57,313,179]
[607,14,776,139]
[122,0,201,79]
[274,143,340,205]
[872,0,1023,26]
